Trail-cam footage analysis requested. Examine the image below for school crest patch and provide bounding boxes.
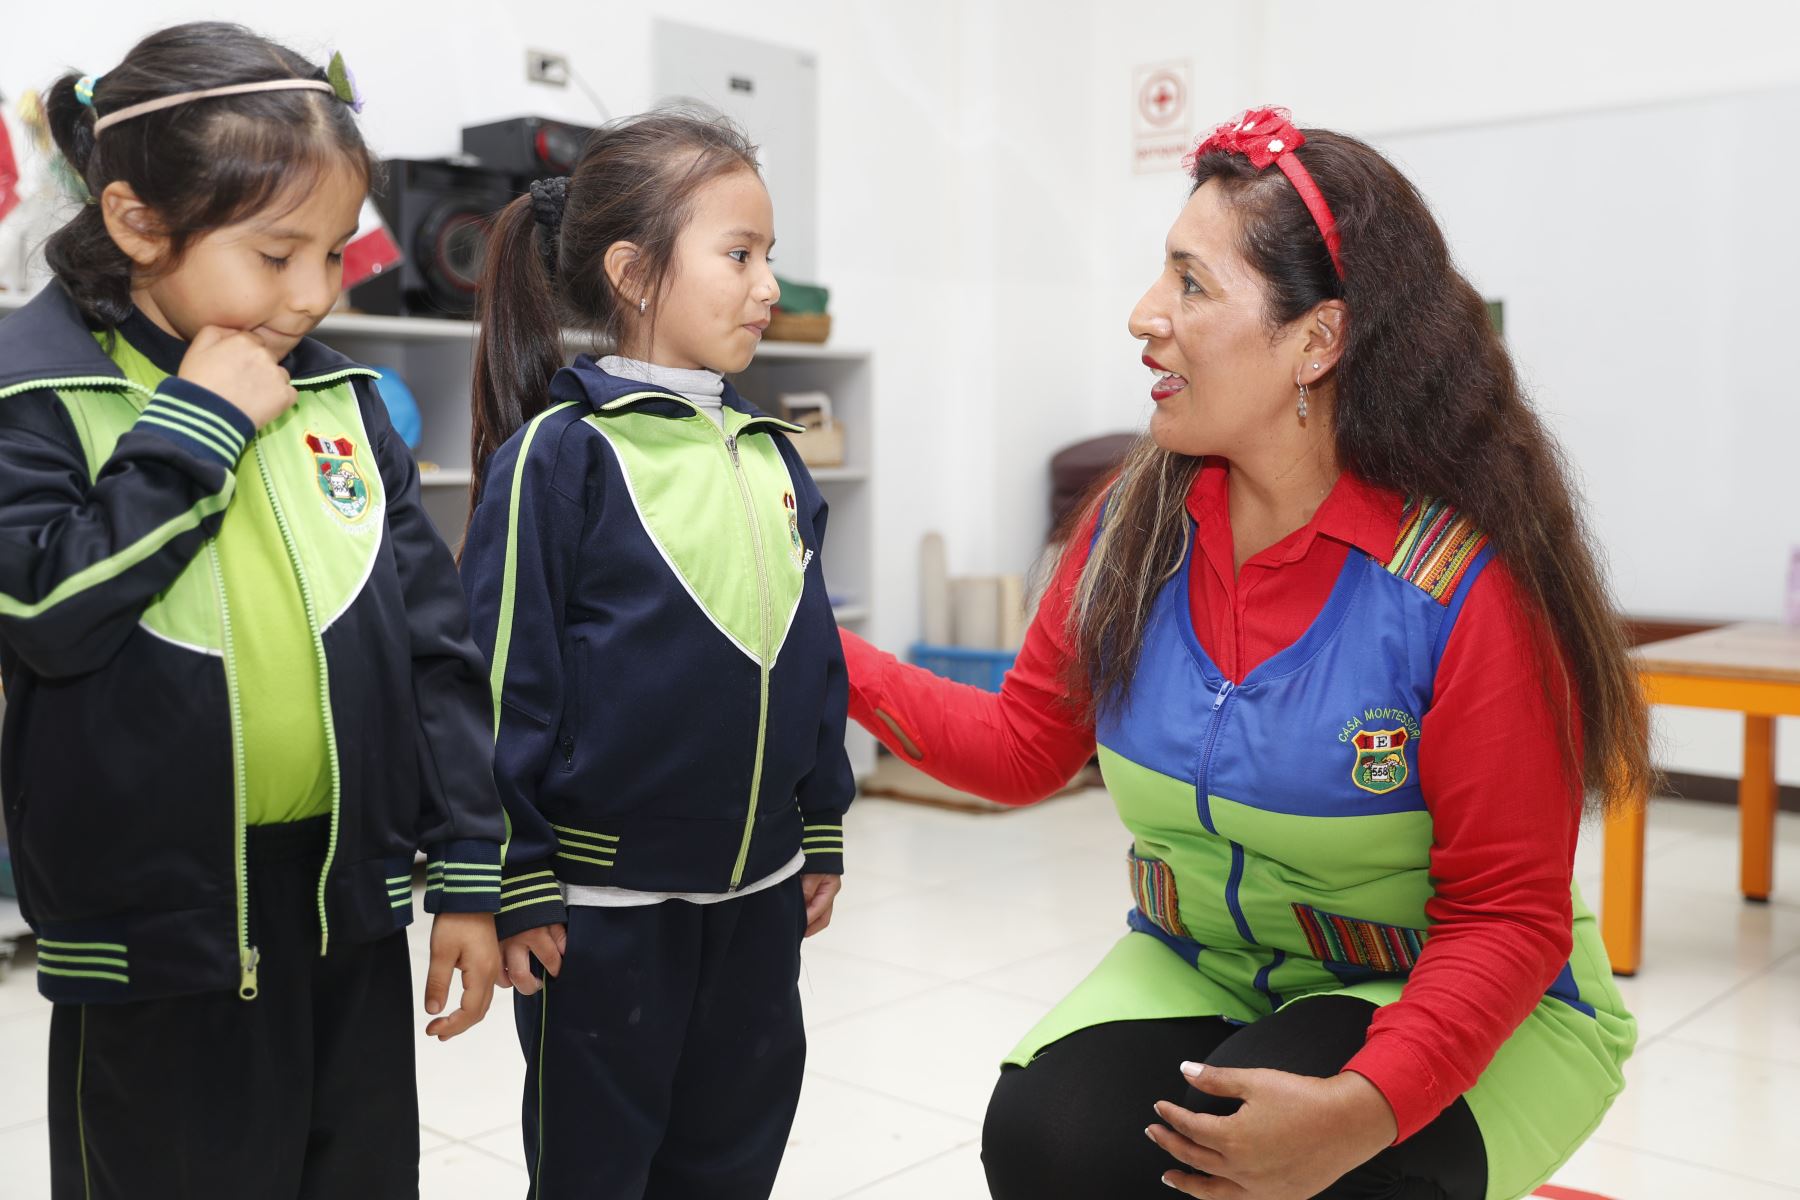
[1351,728,1410,795]
[306,433,369,522]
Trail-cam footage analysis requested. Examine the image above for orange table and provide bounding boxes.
[1604,623,1800,975]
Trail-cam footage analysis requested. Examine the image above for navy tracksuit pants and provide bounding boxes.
[514,874,808,1199]
[46,816,419,1199]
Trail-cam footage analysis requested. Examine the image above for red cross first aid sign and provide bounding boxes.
[1132,61,1193,175]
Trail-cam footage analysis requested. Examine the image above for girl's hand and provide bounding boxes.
[178,326,297,429]
[1146,1065,1398,1199]
[800,873,841,937]
[423,911,502,1041]
[500,923,567,996]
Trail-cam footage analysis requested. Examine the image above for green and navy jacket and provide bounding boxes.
[0,284,504,1003]
[461,357,853,939]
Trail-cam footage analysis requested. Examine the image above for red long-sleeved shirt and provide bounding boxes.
[844,460,1582,1142]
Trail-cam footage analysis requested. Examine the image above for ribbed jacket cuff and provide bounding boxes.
[495,861,568,939]
[136,379,255,469]
[800,818,846,875]
[422,840,503,914]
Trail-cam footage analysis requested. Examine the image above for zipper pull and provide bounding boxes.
[1212,680,1234,711]
[239,945,261,1001]
[726,434,741,465]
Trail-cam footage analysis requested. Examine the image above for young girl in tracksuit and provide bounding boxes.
[0,24,503,1199]
[459,108,854,1200]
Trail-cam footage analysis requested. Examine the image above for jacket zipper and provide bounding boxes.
[289,367,378,390]
[724,432,774,890]
[254,440,346,956]
[0,375,152,402]
[596,391,799,889]
[1196,678,1234,832]
[0,366,373,403]
[244,369,370,952]
[10,367,376,982]
[1197,678,1257,945]
[15,376,263,993]
[207,542,258,999]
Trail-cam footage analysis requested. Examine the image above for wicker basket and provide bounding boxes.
[765,311,832,343]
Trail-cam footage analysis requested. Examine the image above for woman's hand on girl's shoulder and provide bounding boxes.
[178,325,298,430]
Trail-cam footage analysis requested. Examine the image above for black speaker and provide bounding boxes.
[353,159,524,319]
[462,117,597,177]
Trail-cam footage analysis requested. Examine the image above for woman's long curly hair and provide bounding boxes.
[1068,128,1650,814]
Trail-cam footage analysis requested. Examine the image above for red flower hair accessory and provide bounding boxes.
[1185,106,1343,280]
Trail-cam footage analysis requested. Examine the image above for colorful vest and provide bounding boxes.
[1008,501,1634,1200]
[1098,501,1610,1012]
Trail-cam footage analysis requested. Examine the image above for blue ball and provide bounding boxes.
[369,366,423,450]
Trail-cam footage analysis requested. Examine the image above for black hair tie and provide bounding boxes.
[528,177,570,279]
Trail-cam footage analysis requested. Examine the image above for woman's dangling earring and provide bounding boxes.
[639,297,648,315]
[1297,381,1309,421]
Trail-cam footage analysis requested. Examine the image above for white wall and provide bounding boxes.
[1081,0,1800,787]
[1373,92,1800,787]
[8,1,1797,786]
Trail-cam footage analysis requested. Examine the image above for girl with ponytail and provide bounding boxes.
[458,107,854,1200]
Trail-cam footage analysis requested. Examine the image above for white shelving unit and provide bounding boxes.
[0,294,878,775]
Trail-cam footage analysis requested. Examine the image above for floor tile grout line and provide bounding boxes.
[806,1068,988,1127]
[804,927,1112,997]
[1586,1133,1800,1193]
[837,851,1088,901]
[423,1133,525,1170]
[957,975,1088,1009]
[0,1115,46,1137]
[802,949,972,1000]
[800,944,958,985]
[1653,1028,1800,1075]
[800,943,1122,1032]
[1652,942,1800,1046]
[440,1120,518,1146]
[829,1135,984,1199]
[960,930,1126,985]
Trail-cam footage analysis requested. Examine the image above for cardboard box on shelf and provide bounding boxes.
[780,390,846,468]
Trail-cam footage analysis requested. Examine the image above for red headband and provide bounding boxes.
[1185,106,1344,280]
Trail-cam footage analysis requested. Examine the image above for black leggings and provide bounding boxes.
[982,995,1486,1200]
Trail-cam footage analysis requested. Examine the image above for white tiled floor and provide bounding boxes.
[2,793,1798,1198]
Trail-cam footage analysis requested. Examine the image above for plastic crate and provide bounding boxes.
[909,643,1016,692]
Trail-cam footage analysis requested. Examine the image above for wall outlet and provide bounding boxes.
[528,50,570,87]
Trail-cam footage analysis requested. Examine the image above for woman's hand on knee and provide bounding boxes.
[1146,1064,1397,1198]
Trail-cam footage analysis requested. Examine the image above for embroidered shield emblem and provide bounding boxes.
[1351,728,1410,794]
[306,433,369,522]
